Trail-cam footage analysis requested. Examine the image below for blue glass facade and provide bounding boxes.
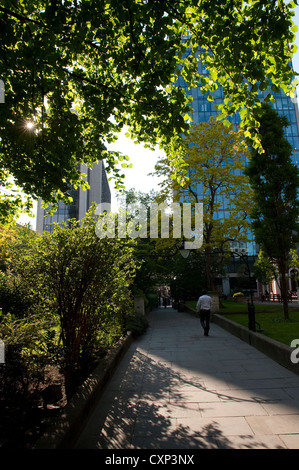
[177,58,299,163]
[176,48,299,257]
[42,186,79,233]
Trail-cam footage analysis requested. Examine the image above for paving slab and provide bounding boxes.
[75,307,299,449]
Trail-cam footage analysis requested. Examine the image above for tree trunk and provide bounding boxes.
[279,261,289,320]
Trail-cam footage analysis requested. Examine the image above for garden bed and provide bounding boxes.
[0,333,133,449]
[0,364,67,449]
[34,332,133,449]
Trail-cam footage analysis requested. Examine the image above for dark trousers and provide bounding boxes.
[199,309,210,335]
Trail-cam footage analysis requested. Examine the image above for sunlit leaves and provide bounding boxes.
[154,117,253,250]
[0,0,297,222]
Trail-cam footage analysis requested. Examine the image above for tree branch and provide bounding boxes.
[0,6,44,26]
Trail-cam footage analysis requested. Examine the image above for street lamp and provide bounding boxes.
[212,248,260,332]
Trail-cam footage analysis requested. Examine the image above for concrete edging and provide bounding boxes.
[34,333,134,449]
[213,314,298,377]
[184,305,298,377]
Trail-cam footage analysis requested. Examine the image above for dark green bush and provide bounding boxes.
[0,272,32,318]
[0,314,52,448]
[146,293,158,309]
[126,313,149,336]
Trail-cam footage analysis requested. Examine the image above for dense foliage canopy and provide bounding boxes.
[0,0,297,221]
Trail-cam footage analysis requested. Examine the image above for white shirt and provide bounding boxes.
[196,294,212,311]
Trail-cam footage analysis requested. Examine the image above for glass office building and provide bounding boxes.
[36,160,111,234]
[176,45,299,294]
[177,46,299,160]
[176,49,299,253]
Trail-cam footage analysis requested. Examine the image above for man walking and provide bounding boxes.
[196,290,212,336]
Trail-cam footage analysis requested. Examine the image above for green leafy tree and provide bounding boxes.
[154,117,253,290]
[0,1,297,222]
[170,250,206,301]
[254,249,278,290]
[116,188,182,295]
[0,223,38,317]
[245,103,299,319]
[9,208,138,394]
[0,222,37,270]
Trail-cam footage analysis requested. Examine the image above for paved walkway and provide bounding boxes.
[75,307,299,449]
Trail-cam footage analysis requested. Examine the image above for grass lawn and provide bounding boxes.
[186,300,299,347]
[219,300,285,313]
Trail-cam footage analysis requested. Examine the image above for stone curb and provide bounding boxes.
[212,314,299,376]
[34,333,134,449]
[184,304,298,377]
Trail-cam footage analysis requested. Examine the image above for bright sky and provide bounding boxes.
[19,5,299,226]
[108,134,165,212]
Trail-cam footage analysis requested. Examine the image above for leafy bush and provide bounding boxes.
[126,313,149,336]
[233,292,244,297]
[9,208,138,395]
[146,293,158,309]
[0,272,32,318]
[0,313,57,447]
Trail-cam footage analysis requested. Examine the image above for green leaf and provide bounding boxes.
[209,70,218,81]
[239,108,247,121]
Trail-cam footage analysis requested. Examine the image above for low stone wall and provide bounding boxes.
[34,333,133,449]
[213,314,298,377]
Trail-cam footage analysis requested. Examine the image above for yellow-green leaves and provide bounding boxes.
[155,117,253,250]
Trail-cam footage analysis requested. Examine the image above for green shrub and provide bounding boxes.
[9,208,139,395]
[146,293,158,309]
[232,292,244,298]
[126,313,149,336]
[0,313,55,447]
[0,272,32,318]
